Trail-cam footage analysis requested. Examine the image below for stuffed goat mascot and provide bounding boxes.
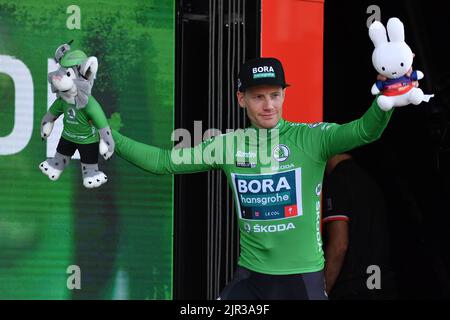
[369,17,434,111]
[39,41,115,188]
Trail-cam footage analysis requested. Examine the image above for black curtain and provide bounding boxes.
[174,0,260,300]
[324,0,450,299]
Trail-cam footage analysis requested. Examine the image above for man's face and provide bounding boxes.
[237,85,285,129]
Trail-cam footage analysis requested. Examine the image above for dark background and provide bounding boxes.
[174,0,450,299]
[324,0,450,299]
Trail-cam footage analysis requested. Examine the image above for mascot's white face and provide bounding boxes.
[50,67,78,104]
[48,55,98,108]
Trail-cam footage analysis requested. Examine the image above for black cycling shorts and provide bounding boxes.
[218,266,328,300]
[56,137,99,164]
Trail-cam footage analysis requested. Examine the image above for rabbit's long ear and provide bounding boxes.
[369,21,387,47]
[387,17,405,42]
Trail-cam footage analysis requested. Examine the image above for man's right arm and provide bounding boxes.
[112,130,219,175]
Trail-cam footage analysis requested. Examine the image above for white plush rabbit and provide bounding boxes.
[369,17,434,111]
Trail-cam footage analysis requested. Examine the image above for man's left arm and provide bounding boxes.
[319,99,394,161]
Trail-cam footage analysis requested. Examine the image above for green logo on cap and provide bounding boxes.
[253,72,275,79]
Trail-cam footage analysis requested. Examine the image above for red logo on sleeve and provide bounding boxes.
[284,205,298,218]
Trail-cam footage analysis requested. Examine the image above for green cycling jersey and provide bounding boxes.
[49,96,109,144]
[112,99,393,274]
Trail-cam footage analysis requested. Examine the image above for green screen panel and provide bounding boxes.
[0,0,174,299]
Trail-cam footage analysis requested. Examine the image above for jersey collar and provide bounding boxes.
[249,118,285,132]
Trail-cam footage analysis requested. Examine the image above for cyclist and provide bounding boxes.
[112,57,395,300]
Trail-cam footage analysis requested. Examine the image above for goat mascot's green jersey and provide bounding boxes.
[39,41,115,188]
